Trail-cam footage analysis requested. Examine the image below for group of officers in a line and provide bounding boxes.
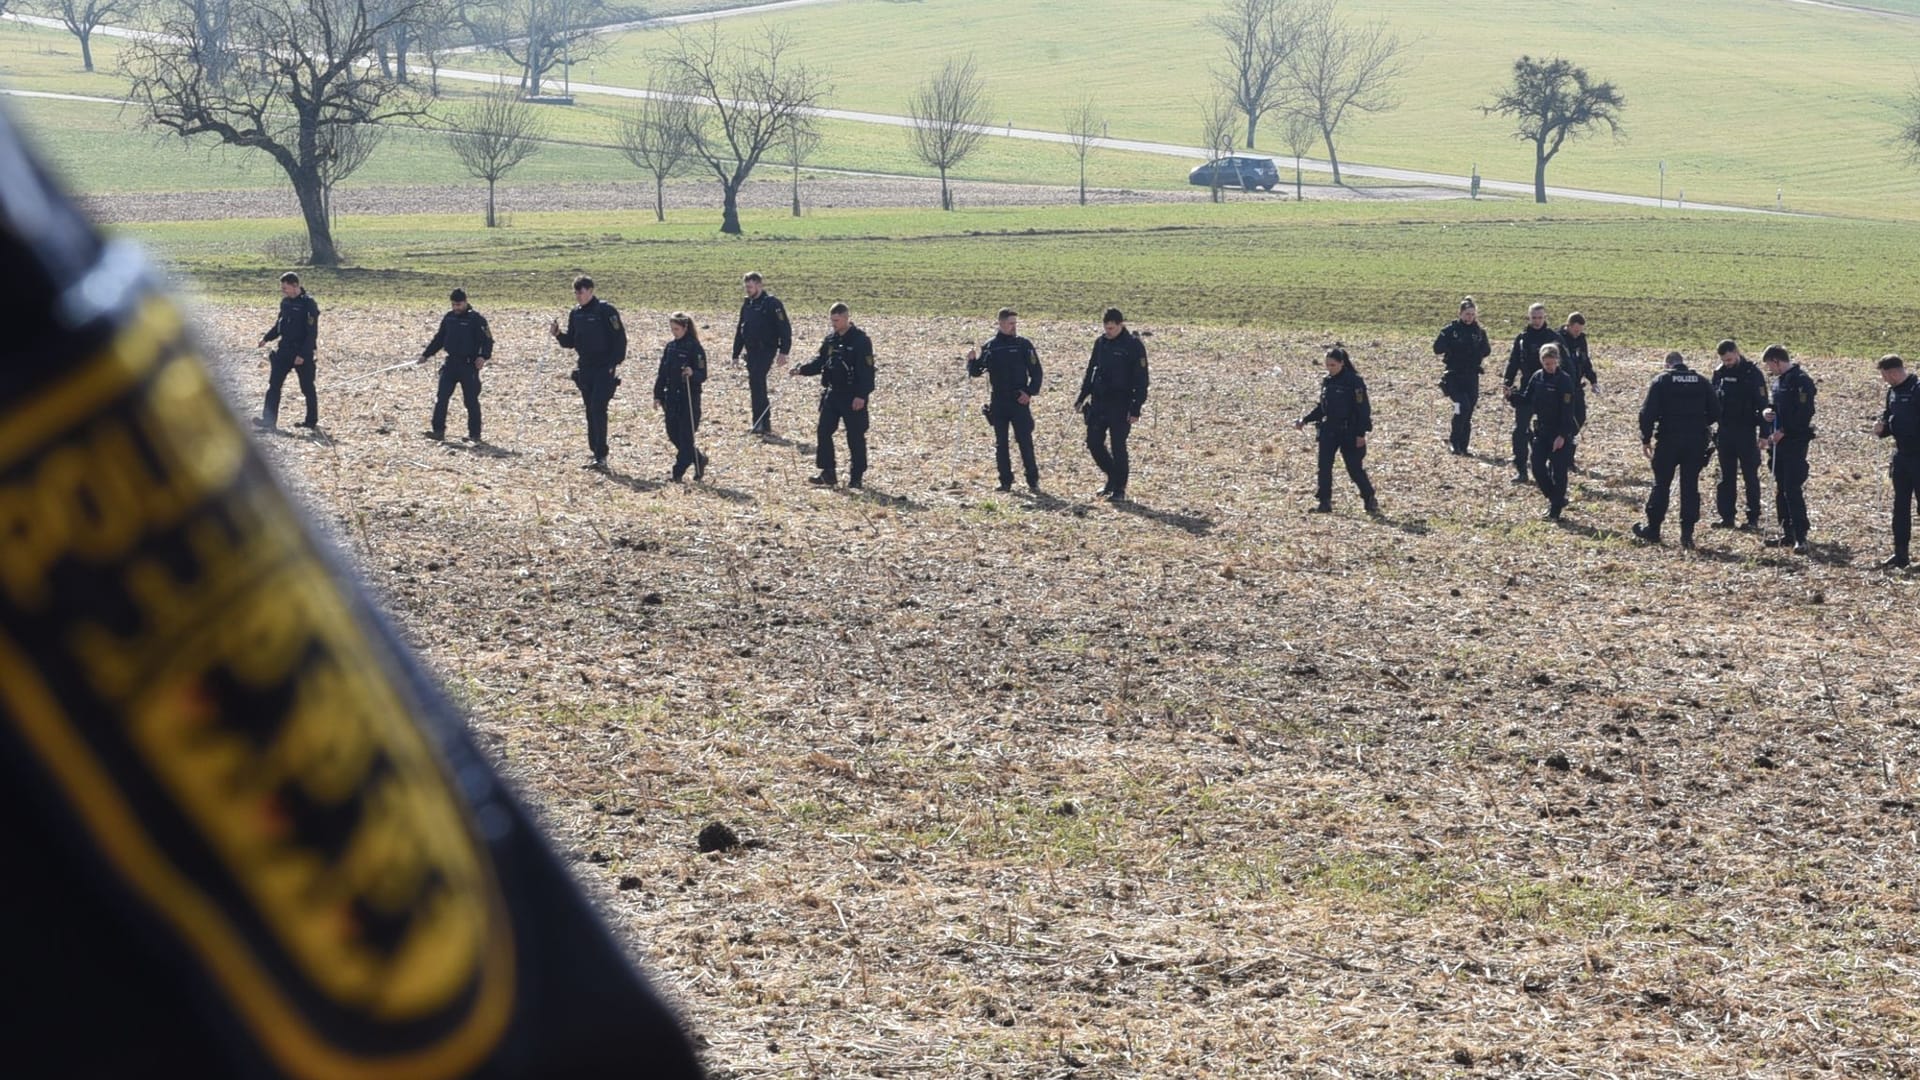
[249,274,1920,570]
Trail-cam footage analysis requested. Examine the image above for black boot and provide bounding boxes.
[1631,522,1661,544]
[808,472,835,486]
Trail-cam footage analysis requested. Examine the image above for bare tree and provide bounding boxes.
[906,54,991,211]
[460,0,625,96]
[1281,109,1315,201]
[617,84,693,223]
[183,0,234,82]
[784,114,819,217]
[1896,79,1920,167]
[447,86,545,227]
[123,0,435,266]
[1483,54,1625,204]
[1063,95,1102,206]
[1207,0,1301,150]
[655,24,829,235]
[1282,0,1404,185]
[1200,92,1237,204]
[45,0,130,72]
[317,120,384,231]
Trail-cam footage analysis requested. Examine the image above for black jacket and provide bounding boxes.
[1504,323,1562,387]
[732,291,791,358]
[1556,328,1596,389]
[1077,331,1150,412]
[1712,357,1769,432]
[262,290,320,363]
[653,335,707,413]
[1301,364,1372,442]
[1433,319,1491,375]
[422,307,494,362]
[1881,372,1920,456]
[557,297,627,370]
[1524,367,1579,440]
[1771,364,1817,441]
[798,325,876,398]
[1638,363,1720,444]
[969,332,1042,401]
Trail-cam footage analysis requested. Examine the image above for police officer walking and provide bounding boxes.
[1523,342,1579,519]
[791,302,874,488]
[966,307,1043,492]
[732,271,790,434]
[653,312,708,482]
[1709,339,1768,530]
[1631,351,1720,549]
[1075,307,1150,502]
[548,275,627,471]
[419,287,493,443]
[1873,354,1920,569]
[1761,344,1816,554]
[1504,302,1561,483]
[1557,312,1597,472]
[253,271,321,431]
[1434,297,1491,456]
[1294,344,1378,514]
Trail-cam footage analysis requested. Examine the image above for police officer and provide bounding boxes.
[791,301,874,488]
[732,270,790,434]
[253,271,321,431]
[966,306,1043,492]
[1504,302,1561,483]
[419,287,493,443]
[548,274,627,471]
[1523,341,1579,519]
[1873,354,1920,569]
[1294,344,1378,515]
[1710,338,1768,530]
[653,312,708,482]
[1075,307,1150,502]
[1557,312,1598,472]
[1631,351,1720,549]
[1761,344,1816,554]
[1433,297,1491,455]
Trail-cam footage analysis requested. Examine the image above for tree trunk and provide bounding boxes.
[1078,158,1086,206]
[939,165,950,211]
[1295,159,1302,201]
[791,163,801,217]
[486,177,497,228]
[721,182,742,234]
[655,176,665,223]
[1245,113,1258,150]
[1322,128,1343,186]
[376,45,392,79]
[1533,142,1549,204]
[290,165,339,267]
[79,29,94,72]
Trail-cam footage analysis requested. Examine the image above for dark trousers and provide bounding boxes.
[744,348,775,431]
[1715,429,1763,524]
[1530,432,1571,509]
[990,399,1038,486]
[1646,437,1706,534]
[432,360,482,440]
[1511,399,1533,476]
[816,395,869,480]
[263,355,317,427]
[573,367,619,460]
[1773,437,1811,542]
[1085,404,1133,495]
[1316,434,1375,505]
[1894,452,1920,559]
[664,406,698,477]
[1445,372,1478,453]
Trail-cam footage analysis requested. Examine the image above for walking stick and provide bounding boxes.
[340,357,422,389]
[684,367,705,481]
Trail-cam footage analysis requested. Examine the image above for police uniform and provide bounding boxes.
[1768,362,1818,547]
[1505,323,1561,479]
[421,305,494,441]
[653,333,708,480]
[1300,361,1377,511]
[1523,363,1579,516]
[556,296,627,464]
[1878,370,1920,564]
[798,322,876,485]
[1075,330,1150,499]
[1433,317,1490,454]
[259,288,321,428]
[1711,355,1769,527]
[732,290,791,433]
[1636,361,1720,544]
[969,331,1044,489]
[1557,326,1597,464]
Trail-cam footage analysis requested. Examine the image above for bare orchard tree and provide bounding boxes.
[656,24,830,235]
[1200,92,1237,203]
[616,85,693,222]
[785,114,819,217]
[448,86,545,227]
[1063,95,1102,206]
[185,0,235,82]
[317,120,384,231]
[1281,109,1315,200]
[1283,0,1405,185]
[44,0,131,72]
[1483,54,1625,204]
[1895,79,1920,167]
[123,0,435,266]
[461,0,626,96]
[906,54,991,211]
[1207,0,1302,151]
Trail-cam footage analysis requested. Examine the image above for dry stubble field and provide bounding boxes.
[199,304,1920,1077]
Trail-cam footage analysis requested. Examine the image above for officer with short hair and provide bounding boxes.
[1434,297,1491,455]
[966,306,1043,492]
[1632,351,1720,549]
[1523,341,1579,519]
[1557,312,1597,471]
[549,275,627,470]
[1761,344,1816,554]
[420,287,493,443]
[1710,338,1768,530]
[1873,354,1920,569]
[732,271,790,434]
[1294,344,1378,515]
[254,271,321,431]
[791,302,875,488]
[1075,307,1150,502]
[1504,302,1562,483]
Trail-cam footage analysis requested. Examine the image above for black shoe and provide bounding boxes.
[848,476,864,490]
[669,472,686,483]
[1792,540,1809,555]
[1631,523,1661,544]
[1511,474,1530,485]
[1106,491,1127,504]
[1880,554,1911,570]
[585,457,609,472]
[1680,533,1695,550]
[1363,498,1381,516]
[1542,504,1563,521]
[1708,518,1734,530]
[1763,535,1792,548]
[252,416,277,431]
[466,433,481,443]
[1026,477,1041,493]
[1308,502,1333,514]
[1740,519,1760,532]
[425,430,445,441]
[996,481,1013,492]
[295,419,318,429]
[808,472,835,486]
[694,451,708,481]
